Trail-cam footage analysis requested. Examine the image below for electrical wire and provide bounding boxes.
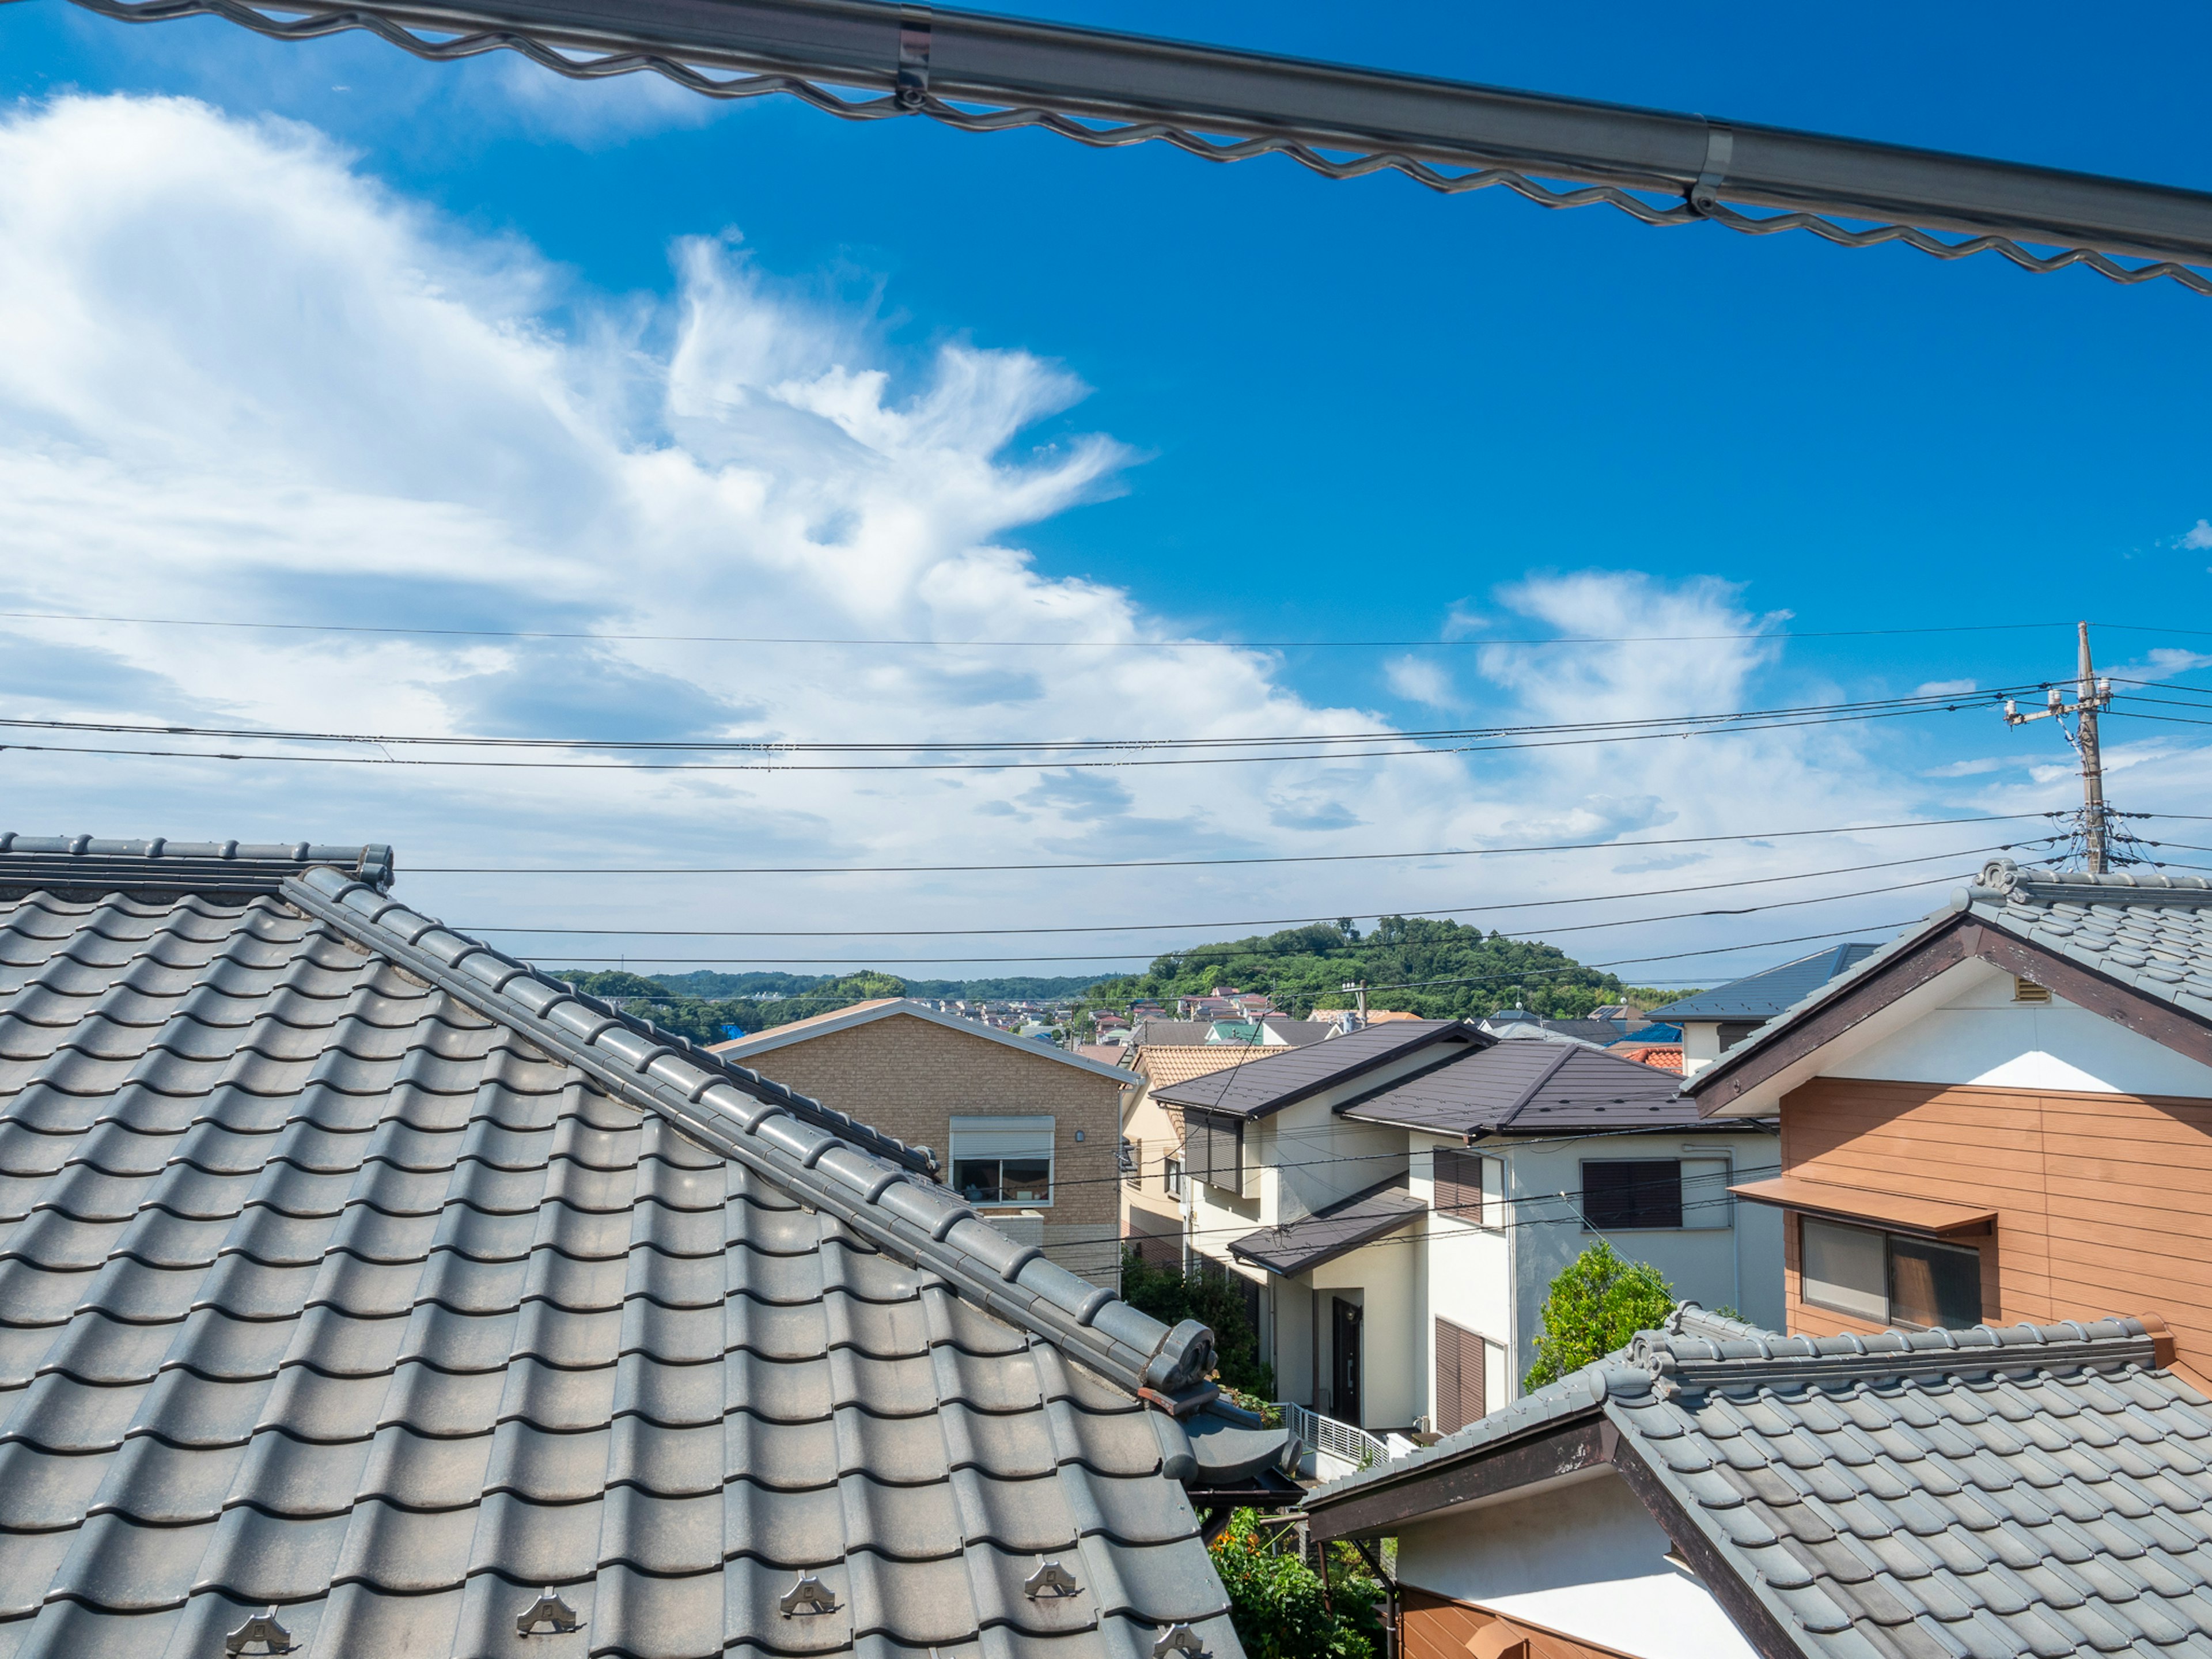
[0,606,2133,650]
[460,839,2033,938]
[410,813,2068,875]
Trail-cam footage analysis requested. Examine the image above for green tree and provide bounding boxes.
[1207,1510,1381,1659]
[1523,1240,1676,1390]
[1119,1249,1275,1397]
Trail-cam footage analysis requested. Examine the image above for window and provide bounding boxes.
[1434,1150,1505,1229]
[1582,1160,1683,1230]
[949,1115,1054,1207]
[1162,1156,1185,1198]
[1801,1216,1982,1330]
[1183,1110,1244,1194]
[1119,1137,1139,1188]
[1434,1317,1493,1434]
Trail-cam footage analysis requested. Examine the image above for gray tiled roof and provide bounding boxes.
[1645,943,1883,1022]
[1225,1178,1425,1278]
[0,843,1246,1659]
[1311,1309,2212,1658]
[1687,860,2212,1098]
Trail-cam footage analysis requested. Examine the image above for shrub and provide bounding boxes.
[1119,1248,1276,1397]
[1523,1239,1676,1390]
[1208,1510,1381,1659]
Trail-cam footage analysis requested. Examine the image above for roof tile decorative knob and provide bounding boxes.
[1024,1559,1081,1599]
[516,1588,582,1636]
[224,1606,294,1655]
[1154,1624,1209,1659]
[779,1574,840,1617]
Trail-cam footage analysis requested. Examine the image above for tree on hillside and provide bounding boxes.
[1523,1240,1676,1390]
[1080,914,1630,1025]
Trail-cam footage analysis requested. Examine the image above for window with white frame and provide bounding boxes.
[949,1115,1055,1207]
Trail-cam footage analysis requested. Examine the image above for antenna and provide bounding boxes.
[2003,621,2117,873]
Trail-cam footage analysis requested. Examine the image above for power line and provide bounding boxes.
[0,703,2026,778]
[409,813,2069,876]
[0,607,2145,650]
[461,839,2033,937]
[520,916,1921,969]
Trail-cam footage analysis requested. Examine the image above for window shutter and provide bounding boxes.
[1184,1111,1244,1193]
[1434,1317,1487,1434]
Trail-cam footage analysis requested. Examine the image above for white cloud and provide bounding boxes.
[1915,679,1976,697]
[6,94,2200,982]
[1384,655,1462,711]
[2181,519,2212,550]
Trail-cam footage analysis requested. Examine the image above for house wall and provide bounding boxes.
[1120,1078,1184,1262]
[1776,1073,2212,1382]
[1394,1467,1759,1659]
[1502,1130,1785,1380]
[729,1013,1126,1286]
[1411,1136,1513,1425]
[1312,1235,1422,1428]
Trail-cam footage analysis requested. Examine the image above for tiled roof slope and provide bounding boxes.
[1337,1040,1720,1136]
[1646,942,1883,1022]
[1687,860,2212,1098]
[1147,1021,1476,1120]
[0,847,1241,1659]
[1312,1312,2212,1659]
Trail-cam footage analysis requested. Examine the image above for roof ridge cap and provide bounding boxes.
[0,834,393,896]
[282,867,1217,1407]
[1632,1317,2160,1390]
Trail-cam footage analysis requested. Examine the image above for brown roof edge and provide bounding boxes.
[1728,1175,1996,1238]
[1304,1415,1611,1543]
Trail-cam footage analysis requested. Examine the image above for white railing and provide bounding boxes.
[1277,1402,1391,1471]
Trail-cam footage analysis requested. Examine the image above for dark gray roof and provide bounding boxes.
[1148,1021,1477,1120]
[1688,860,2212,1100]
[1225,1178,1425,1277]
[1310,1309,2212,1659]
[1338,1040,1715,1136]
[0,841,1247,1659]
[1645,942,1883,1022]
[1478,1011,1627,1044]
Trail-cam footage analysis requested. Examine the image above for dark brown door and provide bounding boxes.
[1331,1297,1363,1425]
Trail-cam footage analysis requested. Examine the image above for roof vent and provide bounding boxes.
[1024,1559,1081,1599]
[516,1588,582,1636]
[779,1575,840,1618]
[2012,976,2051,1004]
[224,1607,294,1655]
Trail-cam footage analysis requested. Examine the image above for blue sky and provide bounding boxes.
[1,0,2209,986]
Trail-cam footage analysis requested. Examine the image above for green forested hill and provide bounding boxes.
[544,916,1676,1048]
[1081,916,1673,1021]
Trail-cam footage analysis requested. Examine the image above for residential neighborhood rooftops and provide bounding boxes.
[1128,1016,1336,1048]
[1147,1019,1480,1120]
[709,995,1137,1084]
[1688,859,2212,1113]
[1131,1046,1282,1090]
[1308,1305,2210,1659]
[1225,1176,1426,1277]
[1646,942,1884,1022]
[1336,1039,1721,1137]
[0,838,1250,1659]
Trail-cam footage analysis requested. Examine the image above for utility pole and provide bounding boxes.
[2003,620,2115,873]
[1340,981,1368,1024]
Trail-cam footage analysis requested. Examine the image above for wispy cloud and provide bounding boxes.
[1915,678,1976,697]
[1384,655,1463,711]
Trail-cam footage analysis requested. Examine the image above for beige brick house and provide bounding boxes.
[708,999,1132,1286]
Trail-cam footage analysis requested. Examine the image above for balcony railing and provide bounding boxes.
[1276,1402,1391,1471]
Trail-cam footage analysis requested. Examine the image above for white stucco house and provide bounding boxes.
[1151,1020,1781,1434]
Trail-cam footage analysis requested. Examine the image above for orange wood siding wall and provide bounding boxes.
[1780,1075,2212,1378]
[1400,1589,1646,1659]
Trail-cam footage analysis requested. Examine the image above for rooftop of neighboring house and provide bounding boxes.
[1612,1040,1687,1073]
[1129,1045,1283,1090]
[1226,1175,1426,1277]
[1128,1015,1336,1048]
[1476,1007,1631,1046]
[707,994,1134,1083]
[0,835,1260,1658]
[1687,858,2212,1113]
[1334,1035,1732,1137]
[1147,1018,1480,1120]
[1646,941,1884,1022]
[1306,1304,2207,1659]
